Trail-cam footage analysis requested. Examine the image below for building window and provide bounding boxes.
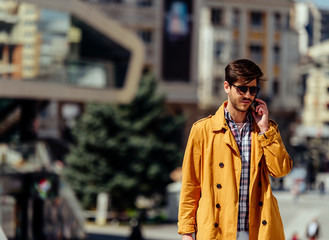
[273,45,280,64]
[214,41,224,62]
[232,40,239,60]
[250,11,263,29]
[25,21,35,26]
[213,77,222,96]
[286,14,291,30]
[211,8,223,26]
[8,45,15,64]
[232,9,240,27]
[249,43,263,63]
[25,9,35,14]
[273,79,279,96]
[100,0,122,3]
[0,45,3,59]
[137,30,153,43]
[24,32,34,37]
[25,66,34,71]
[137,0,153,7]
[25,44,34,48]
[274,12,281,30]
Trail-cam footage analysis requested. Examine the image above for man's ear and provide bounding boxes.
[224,81,230,94]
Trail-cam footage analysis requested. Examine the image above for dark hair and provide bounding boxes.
[225,59,264,85]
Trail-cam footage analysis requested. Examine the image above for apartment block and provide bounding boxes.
[302,41,329,128]
[17,2,40,79]
[0,1,40,79]
[82,0,300,115]
[198,0,300,112]
[0,0,22,79]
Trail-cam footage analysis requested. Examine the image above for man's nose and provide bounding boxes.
[244,90,251,98]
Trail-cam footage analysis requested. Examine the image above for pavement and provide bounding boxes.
[86,223,179,240]
[86,191,329,240]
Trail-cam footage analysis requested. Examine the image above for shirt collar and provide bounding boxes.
[224,107,253,125]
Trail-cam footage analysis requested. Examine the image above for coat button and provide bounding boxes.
[219,162,224,168]
[262,220,267,225]
[258,201,263,206]
[214,223,219,228]
[216,184,222,189]
[216,203,220,209]
[258,162,262,167]
[258,181,262,187]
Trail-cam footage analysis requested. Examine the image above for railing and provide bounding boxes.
[100,4,157,26]
[8,0,145,103]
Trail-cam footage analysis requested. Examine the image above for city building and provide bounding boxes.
[319,8,329,42]
[197,0,300,113]
[17,2,40,79]
[0,0,22,79]
[83,0,300,123]
[289,40,329,168]
[301,40,329,129]
[292,1,321,56]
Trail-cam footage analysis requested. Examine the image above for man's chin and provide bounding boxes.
[238,105,251,112]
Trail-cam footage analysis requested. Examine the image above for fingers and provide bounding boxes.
[254,98,266,105]
[256,105,268,116]
[252,110,257,119]
[254,99,268,115]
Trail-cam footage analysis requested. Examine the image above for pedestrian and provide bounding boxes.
[291,180,300,202]
[306,218,320,240]
[178,59,293,240]
[319,181,325,195]
[128,218,144,240]
[0,226,7,240]
[291,232,299,240]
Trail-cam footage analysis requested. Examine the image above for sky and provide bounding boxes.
[311,0,329,9]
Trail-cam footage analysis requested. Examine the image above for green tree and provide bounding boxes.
[64,74,185,210]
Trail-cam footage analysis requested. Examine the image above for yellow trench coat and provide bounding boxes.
[178,102,293,240]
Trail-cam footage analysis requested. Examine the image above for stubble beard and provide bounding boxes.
[231,97,251,113]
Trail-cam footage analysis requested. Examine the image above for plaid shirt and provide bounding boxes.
[224,108,252,232]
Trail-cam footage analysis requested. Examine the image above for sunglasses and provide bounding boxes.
[231,83,260,96]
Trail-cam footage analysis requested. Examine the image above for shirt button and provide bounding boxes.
[216,203,221,208]
[258,201,263,206]
[262,220,267,225]
[219,162,224,168]
[214,223,219,228]
[216,184,222,189]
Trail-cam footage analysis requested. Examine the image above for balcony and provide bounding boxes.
[9,0,145,103]
[0,63,17,74]
[93,4,158,27]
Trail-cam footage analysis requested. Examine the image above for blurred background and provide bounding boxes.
[0,0,328,239]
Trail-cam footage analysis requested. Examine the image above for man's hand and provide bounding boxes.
[182,234,194,240]
[252,98,269,133]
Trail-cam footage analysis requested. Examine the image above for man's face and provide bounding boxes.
[224,79,258,113]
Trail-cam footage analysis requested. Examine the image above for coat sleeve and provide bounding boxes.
[177,124,202,235]
[258,120,293,178]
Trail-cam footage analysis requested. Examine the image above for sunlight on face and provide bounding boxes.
[226,79,258,113]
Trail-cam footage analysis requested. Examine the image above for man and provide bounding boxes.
[0,226,7,240]
[306,218,320,240]
[178,59,292,240]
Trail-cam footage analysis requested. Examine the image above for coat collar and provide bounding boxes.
[211,101,229,132]
[211,101,259,132]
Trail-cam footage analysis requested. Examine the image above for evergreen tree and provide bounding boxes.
[64,74,185,210]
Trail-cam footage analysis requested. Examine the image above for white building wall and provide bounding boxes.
[302,41,329,127]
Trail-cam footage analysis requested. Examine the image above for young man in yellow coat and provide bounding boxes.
[178,59,292,240]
